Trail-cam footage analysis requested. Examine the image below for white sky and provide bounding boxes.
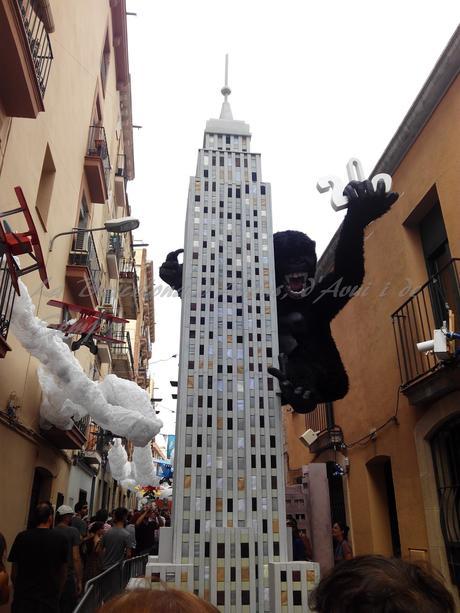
[125,1,459,434]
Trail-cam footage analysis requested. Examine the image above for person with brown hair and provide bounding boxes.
[308,554,455,613]
[80,521,105,585]
[332,521,353,563]
[98,587,220,612]
[0,532,10,605]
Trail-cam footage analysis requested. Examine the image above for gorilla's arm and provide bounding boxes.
[311,180,398,322]
[159,249,184,296]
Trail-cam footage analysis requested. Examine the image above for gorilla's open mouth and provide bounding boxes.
[284,272,309,298]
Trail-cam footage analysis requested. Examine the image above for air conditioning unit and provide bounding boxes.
[99,288,117,313]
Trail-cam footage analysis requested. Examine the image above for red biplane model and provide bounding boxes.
[47,300,129,355]
[0,186,49,294]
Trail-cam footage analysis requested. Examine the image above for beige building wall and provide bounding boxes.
[0,0,142,555]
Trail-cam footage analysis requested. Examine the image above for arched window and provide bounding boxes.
[431,416,460,584]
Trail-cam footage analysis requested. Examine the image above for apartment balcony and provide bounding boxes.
[106,233,123,280]
[392,258,460,406]
[303,402,338,455]
[110,328,134,380]
[0,254,16,358]
[84,125,111,204]
[114,154,127,209]
[119,258,139,319]
[81,422,105,469]
[0,0,53,118]
[42,415,89,450]
[66,232,102,310]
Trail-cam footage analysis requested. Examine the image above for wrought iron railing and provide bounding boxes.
[17,0,53,97]
[0,254,16,342]
[304,402,334,434]
[119,258,140,311]
[110,326,135,377]
[87,125,111,190]
[392,259,460,388]
[431,415,460,585]
[115,153,126,178]
[68,231,102,300]
[73,414,90,437]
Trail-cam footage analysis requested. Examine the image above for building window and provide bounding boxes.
[100,30,110,94]
[35,145,56,229]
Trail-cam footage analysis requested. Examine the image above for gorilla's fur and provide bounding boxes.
[160,180,397,412]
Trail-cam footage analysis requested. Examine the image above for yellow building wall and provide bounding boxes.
[283,75,460,600]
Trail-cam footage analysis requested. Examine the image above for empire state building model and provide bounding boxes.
[149,60,319,612]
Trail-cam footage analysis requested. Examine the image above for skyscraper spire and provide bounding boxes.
[219,54,233,120]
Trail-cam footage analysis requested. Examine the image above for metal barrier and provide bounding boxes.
[121,554,149,588]
[72,554,149,613]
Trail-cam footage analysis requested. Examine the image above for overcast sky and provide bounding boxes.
[125,1,459,433]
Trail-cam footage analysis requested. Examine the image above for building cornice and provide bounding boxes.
[110,0,135,180]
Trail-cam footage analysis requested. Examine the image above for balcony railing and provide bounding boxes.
[119,258,139,319]
[392,259,460,388]
[0,254,16,356]
[17,0,53,97]
[68,231,102,301]
[87,125,111,190]
[304,402,333,434]
[42,414,89,450]
[110,328,134,379]
[73,414,91,438]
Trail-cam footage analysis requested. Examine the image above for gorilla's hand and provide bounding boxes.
[159,249,184,292]
[268,354,318,414]
[344,179,398,228]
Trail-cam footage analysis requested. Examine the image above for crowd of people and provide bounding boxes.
[0,502,456,612]
[1,500,170,613]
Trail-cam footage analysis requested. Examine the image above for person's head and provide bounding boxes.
[113,507,129,525]
[75,501,88,517]
[95,508,109,523]
[98,588,219,612]
[89,521,104,537]
[0,532,6,571]
[34,501,54,528]
[309,555,455,613]
[56,504,74,526]
[332,521,349,541]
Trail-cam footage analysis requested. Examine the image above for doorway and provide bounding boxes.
[366,456,401,557]
[27,467,53,528]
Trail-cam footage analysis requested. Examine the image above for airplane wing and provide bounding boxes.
[47,299,100,316]
[99,312,130,324]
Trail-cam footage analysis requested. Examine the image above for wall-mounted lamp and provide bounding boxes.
[49,217,140,252]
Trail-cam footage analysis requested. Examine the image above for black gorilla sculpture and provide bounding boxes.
[160,180,398,413]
